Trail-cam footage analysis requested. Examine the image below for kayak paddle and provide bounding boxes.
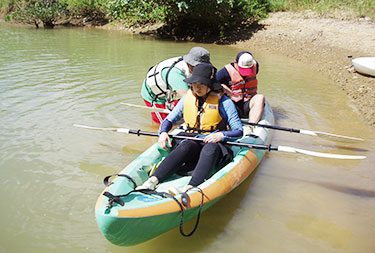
[73,124,366,160]
[241,120,364,142]
[120,102,171,113]
[120,104,363,142]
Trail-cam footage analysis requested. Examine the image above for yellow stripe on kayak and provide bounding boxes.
[116,148,259,218]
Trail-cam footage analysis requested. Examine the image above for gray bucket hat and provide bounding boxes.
[183,47,210,66]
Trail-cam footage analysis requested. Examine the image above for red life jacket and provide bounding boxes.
[224,63,258,102]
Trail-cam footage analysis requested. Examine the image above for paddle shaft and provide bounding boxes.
[120,103,363,141]
[242,120,300,133]
[241,120,363,141]
[126,129,278,151]
[73,124,366,159]
[124,129,364,159]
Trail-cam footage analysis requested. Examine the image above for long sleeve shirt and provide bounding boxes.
[159,93,243,138]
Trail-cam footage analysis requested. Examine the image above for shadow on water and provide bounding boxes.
[270,106,290,122]
[109,167,259,252]
[149,21,266,45]
[334,145,369,153]
[317,182,375,198]
[262,172,375,198]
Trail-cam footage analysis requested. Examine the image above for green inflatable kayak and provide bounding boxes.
[95,101,274,246]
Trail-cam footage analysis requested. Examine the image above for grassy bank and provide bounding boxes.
[270,0,374,20]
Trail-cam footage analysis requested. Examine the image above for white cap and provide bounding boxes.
[237,53,255,68]
[236,52,255,76]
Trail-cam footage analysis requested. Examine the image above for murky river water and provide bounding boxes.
[0,23,374,253]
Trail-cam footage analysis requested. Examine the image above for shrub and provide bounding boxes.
[106,0,166,26]
[155,0,270,41]
[6,0,69,28]
[65,0,108,23]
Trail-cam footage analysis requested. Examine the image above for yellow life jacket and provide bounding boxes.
[183,89,223,133]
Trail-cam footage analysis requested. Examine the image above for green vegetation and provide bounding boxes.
[4,0,69,28]
[105,0,271,41]
[65,0,107,23]
[1,0,271,41]
[106,0,165,25]
[2,0,108,27]
[270,0,375,20]
[1,0,373,40]
[0,0,12,12]
[154,0,270,41]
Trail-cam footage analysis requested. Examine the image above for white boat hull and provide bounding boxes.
[352,57,375,77]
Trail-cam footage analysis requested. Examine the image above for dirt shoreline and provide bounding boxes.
[234,11,375,127]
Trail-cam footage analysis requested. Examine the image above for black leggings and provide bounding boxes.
[153,140,222,186]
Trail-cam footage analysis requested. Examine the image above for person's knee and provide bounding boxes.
[201,143,220,156]
[250,94,265,108]
[256,94,265,103]
[178,140,199,152]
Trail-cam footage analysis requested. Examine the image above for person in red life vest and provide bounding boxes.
[140,47,211,124]
[216,51,265,133]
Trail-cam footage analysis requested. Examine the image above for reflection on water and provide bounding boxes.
[0,23,374,252]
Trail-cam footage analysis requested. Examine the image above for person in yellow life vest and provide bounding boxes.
[136,63,243,193]
[216,51,265,133]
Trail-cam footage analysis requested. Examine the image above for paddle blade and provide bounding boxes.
[242,121,364,142]
[120,102,170,113]
[73,124,118,131]
[278,146,366,160]
[312,130,364,142]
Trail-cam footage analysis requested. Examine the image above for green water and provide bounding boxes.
[0,23,374,253]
